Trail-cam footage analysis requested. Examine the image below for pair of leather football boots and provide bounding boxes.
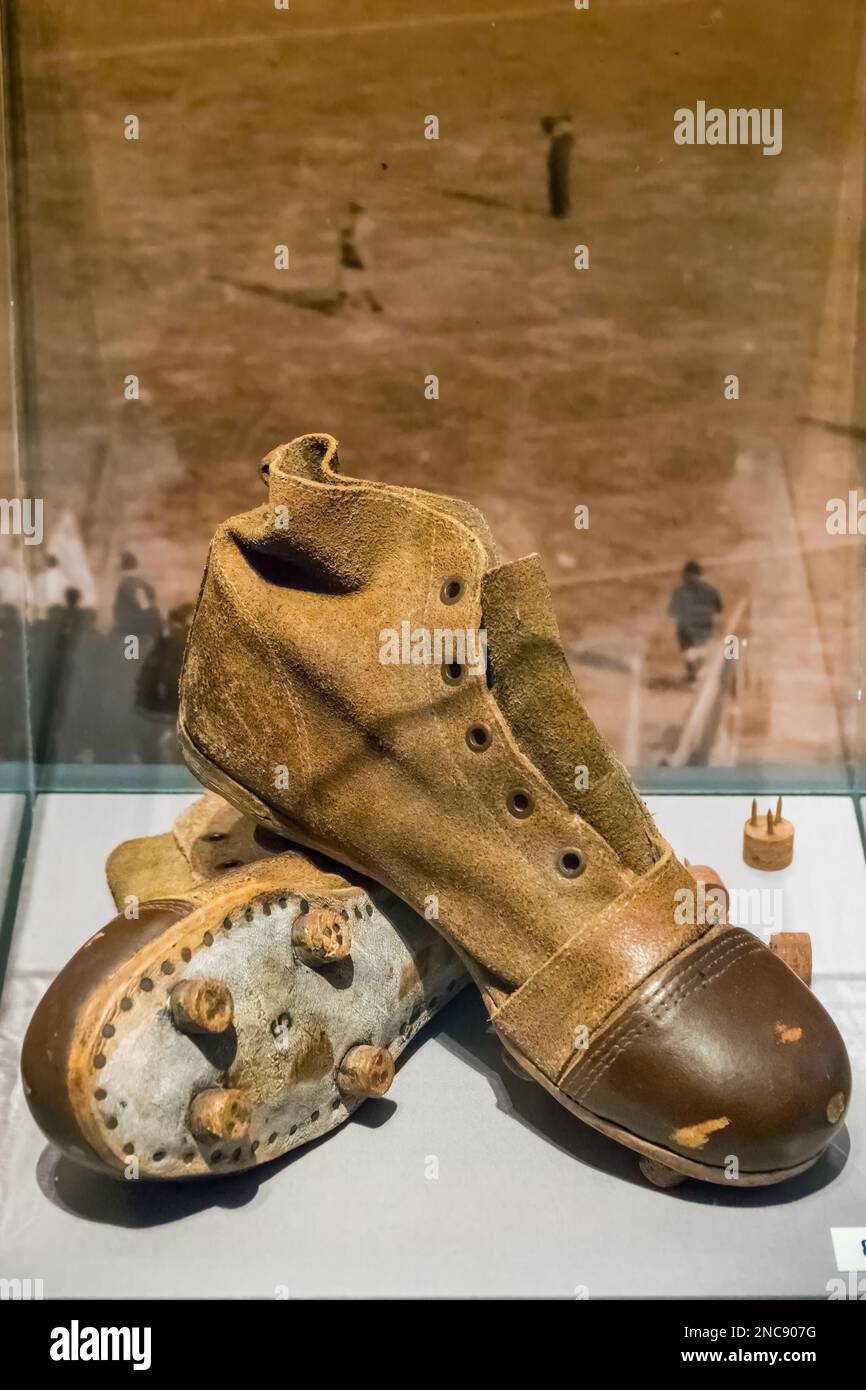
[22,434,851,1188]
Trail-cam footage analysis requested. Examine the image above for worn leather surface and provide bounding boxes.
[106,832,198,904]
[492,848,697,1076]
[179,433,852,1169]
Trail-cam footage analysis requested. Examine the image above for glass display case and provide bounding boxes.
[0,0,863,1315]
[0,18,31,986]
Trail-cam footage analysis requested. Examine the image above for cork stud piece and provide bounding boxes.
[170,978,234,1034]
[292,906,352,967]
[188,1088,251,1142]
[638,1156,688,1189]
[336,1044,395,1098]
[743,797,794,871]
[769,932,812,988]
[683,859,729,924]
[501,1047,532,1081]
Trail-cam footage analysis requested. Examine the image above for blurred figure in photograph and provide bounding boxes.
[667,561,723,684]
[541,114,574,219]
[33,587,102,764]
[30,552,70,618]
[112,551,161,650]
[0,560,21,610]
[101,552,163,764]
[134,601,194,761]
[337,200,382,312]
[0,590,26,762]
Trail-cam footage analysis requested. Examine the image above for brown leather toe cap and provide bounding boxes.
[565,928,851,1175]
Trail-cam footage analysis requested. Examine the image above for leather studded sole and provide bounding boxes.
[52,881,464,1180]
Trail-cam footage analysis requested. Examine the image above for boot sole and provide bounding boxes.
[177,721,826,1190]
[497,1036,823,1187]
[58,878,463,1179]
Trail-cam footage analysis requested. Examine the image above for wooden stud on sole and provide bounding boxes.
[170,978,234,1034]
[336,1044,395,1098]
[292,907,352,967]
[638,1156,689,1189]
[501,1047,532,1081]
[188,1088,251,1142]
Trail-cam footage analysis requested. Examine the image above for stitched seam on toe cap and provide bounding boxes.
[566,931,749,1095]
[569,934,761,1103]
[575,941,763,1106]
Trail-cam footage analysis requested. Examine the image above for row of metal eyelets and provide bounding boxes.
[441,574,586,879]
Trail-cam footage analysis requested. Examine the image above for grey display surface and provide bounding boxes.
[0,793,863,1299]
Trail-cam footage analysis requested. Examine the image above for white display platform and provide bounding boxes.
[0,793,863,1299]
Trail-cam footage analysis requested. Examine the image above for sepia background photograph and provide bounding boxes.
[2,0,865,786]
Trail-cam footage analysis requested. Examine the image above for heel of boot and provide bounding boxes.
[177,719,296,840]
[177,718,376,881]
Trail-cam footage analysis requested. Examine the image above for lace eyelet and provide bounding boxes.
[441,661,465,685]
[557,848,586,878]
[466,723,492,752]
[440,577,464,605]
[507,789,534,819]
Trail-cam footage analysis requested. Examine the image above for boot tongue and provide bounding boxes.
[481,556,663,874]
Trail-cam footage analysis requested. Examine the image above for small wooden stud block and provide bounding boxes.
[188,1088,251,1142]
[769,932,812,987]
[743,797,794,871]
[292,907,352,966]
[638,1156,687,1189]
[336,1044,395,1098]
[170,978,234,1034]
[684,860,729,923]
[501,1047,531,1081]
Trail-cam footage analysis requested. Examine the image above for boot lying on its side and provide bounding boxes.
[21,794,466,1179]
[178,433,851,1189]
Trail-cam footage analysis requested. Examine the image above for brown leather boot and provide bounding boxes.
[178,433,851,1188]
[21,793,465,1180]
